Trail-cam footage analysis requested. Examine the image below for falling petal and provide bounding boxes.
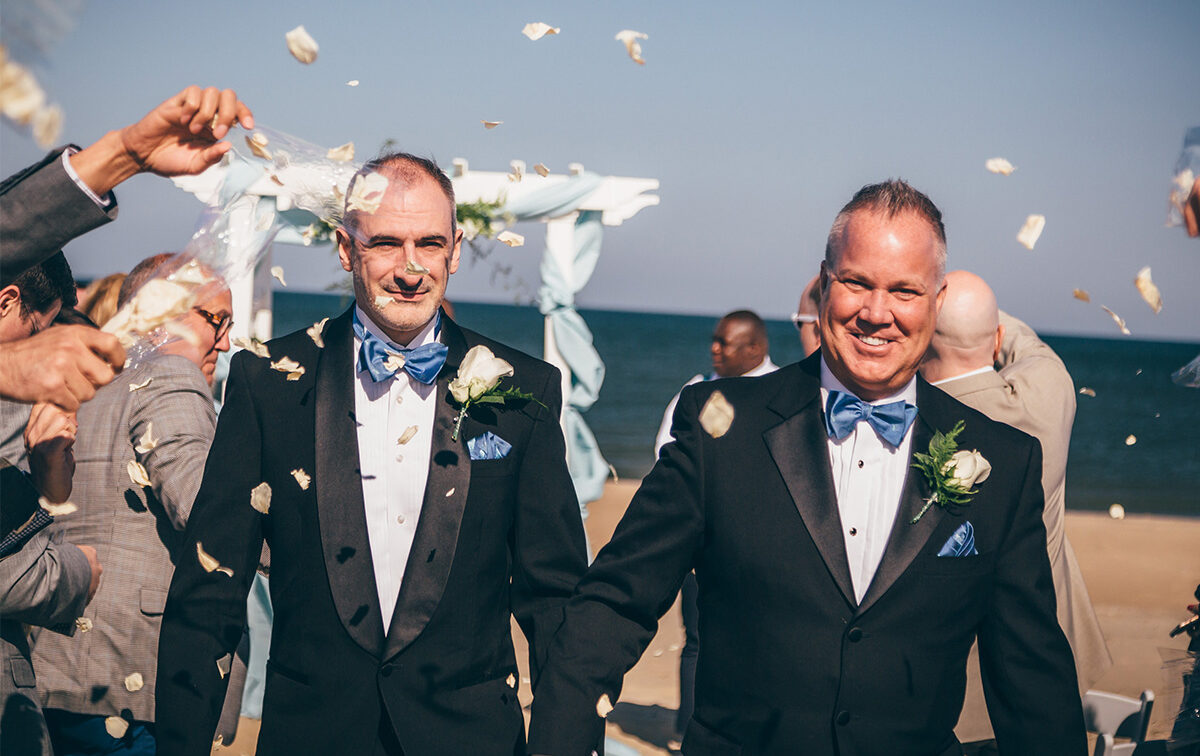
[270,356,306,381]
[250,482,272,514]
[291,468,311,490]
[75,617,93,632]
[285,25,319,64]
[596,694,614,718]
[0,59,46,124]
[245,132,272,161]
[615,29,648,64]
[382,352,406,373]
[1124,434,1136,446]
[134,423,158,455]
[124,672,144,692]
[699,390,735,438]
[374,295,394,310]
[127,460,151,488]
[985,157,1016,176]
[347,171,389,213]
[522,22,560,41]
[31,104,63,149]
[496,230,525,247]
[1016,214,1045,250]
[445,488,455,497]
[216,655,231,679]
[481,120,502,129]
[397,425,418,445]
[307,318,329,348]
[1134,266,1163,314]
[233,337,271,359]
[506,673,517,688]
[1108,503,1125,520]
[1078,387,1096,397]
[327,142,355,162]
[507,164,523,183]
[128,378,153,392]
[39,497,77,517]
[346,79,359,87]
[405,260,430,275]
[652,649,663,657]
[1100,305,1131,335]
[271,266,287,286]
[196,542,233,576]
[1073,289,1090,303]
[105,717,129,739]
[534,163,550,177]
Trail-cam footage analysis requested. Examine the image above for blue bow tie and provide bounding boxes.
[353,312,448,385]
[824,389,917,447]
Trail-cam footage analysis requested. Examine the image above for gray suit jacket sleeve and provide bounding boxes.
[0,528,90,630]
[0,149,118,286]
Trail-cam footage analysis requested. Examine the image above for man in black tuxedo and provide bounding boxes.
[156,153,588,755]
[528,180,1086,755]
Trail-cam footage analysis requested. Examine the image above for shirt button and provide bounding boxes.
[857,459,864,468]
[848,527,858,536]
[848,627,863,642]
[836,710,851,726]
[396,514,406,524]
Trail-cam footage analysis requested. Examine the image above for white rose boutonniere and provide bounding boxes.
[449,345,545,440]
[910,420,990,523]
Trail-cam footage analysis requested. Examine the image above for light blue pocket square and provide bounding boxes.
[467,432,512,461]
[937,521,979,557]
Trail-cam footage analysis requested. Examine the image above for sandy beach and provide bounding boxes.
[220,481,1199,754]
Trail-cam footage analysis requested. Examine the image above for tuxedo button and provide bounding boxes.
[847,627,863,642]
[381,665,395,678]
[836,710,851,726]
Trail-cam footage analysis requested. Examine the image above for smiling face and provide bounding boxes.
[337,172,462,345]
[819,209,946,400]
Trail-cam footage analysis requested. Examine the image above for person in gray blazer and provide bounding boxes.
[921,270,1112,749]
[31,255,232,753]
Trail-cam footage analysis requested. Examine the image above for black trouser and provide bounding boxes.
[677,571,700,736]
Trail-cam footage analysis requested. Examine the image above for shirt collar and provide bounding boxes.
[820,356,917,406]
[353,305,441,351]
[929,365,994,386]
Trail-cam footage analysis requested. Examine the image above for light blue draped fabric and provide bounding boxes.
[499,174,610,511]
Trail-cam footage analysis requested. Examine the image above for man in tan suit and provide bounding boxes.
[921,270,1111,748]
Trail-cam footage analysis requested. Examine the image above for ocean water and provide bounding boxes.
[273,292,1200,517]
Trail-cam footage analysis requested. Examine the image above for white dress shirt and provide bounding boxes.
[654,356,779,457]
[353,307,440,630]
[820,359,917,603]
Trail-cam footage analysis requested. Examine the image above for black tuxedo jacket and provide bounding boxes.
[528,354,1085,756]
[156,309,588,756]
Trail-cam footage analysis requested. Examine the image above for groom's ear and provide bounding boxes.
[993,324,1005,365]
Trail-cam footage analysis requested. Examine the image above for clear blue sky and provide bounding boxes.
[4,0,1199,341]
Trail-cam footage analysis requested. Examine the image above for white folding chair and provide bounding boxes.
[1083,689,1154,756]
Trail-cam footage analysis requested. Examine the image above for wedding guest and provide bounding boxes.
[528,179,1085,755]
[792,273,822,357]
[920,270,1112,751]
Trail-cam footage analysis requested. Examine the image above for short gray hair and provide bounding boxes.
[825,179,947,280]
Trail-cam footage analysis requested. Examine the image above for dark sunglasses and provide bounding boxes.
[193,307,233,342]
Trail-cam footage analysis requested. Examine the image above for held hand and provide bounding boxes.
[0,325,125,411]
[24,402,77,503]
[77,545,103,604]
[1186,176,1200,238]
[118,86,255,177]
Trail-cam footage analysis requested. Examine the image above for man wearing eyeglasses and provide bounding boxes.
[31,253,231,755]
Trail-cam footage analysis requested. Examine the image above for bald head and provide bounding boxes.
[920,271,1003,383]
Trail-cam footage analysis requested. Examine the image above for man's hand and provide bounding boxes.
[0,325,125,411]
[77,544,103,604]
[24,402,77,503]
[69,86,254,196]
[1186,176,1200,238]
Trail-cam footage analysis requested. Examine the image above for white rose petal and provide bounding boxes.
[1078,387,1096,397]
[135,423,158,455]
[397,425,418,445]
[285,25,319,64]
[196,542,234,577]
[129,378,153,392]
[405,260,430,275]
[496,230,524,247]
[374,295,394,310]
[699,391,735,438]
[245,132,272,161]
[534,163,550,177]
[127,460,151,488]
[481,120,503,130]
[270,356,306,381]
[522,22,560,41]
[291,468,311,490]
[0,59,46,123]
[307,318,329,348]
[944,449,991,488]
[506,673,517,688]
[75,617,93,632]
[124,672,144,692]
[596,693,614,718]
[216,655,232,679]
[105,716,129,739]
[250,481,272,514]
[233,337,271,359]
[507,164,523,183]
[271,266,287,286]
[445,488,455,497]
[346,79,360,87]
[39,497,77,517]
[450,346,514,404]
[347,171,389,214]
[1108,503,1126,520]
[985,157,1015,175]
[1134,266,1163,314]
[1016,214,1045,250]
[1124,434,1137,446]
[1073,289,1090,303]
[382,352,406,373]
[1101,305,1131,335]
[327,142,355,162]
[615,30,648,64]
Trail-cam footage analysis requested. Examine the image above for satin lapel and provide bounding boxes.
[763,359,856,609]
[855,384,945,617]
[314,308,385,657]
[383,314,472,661]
